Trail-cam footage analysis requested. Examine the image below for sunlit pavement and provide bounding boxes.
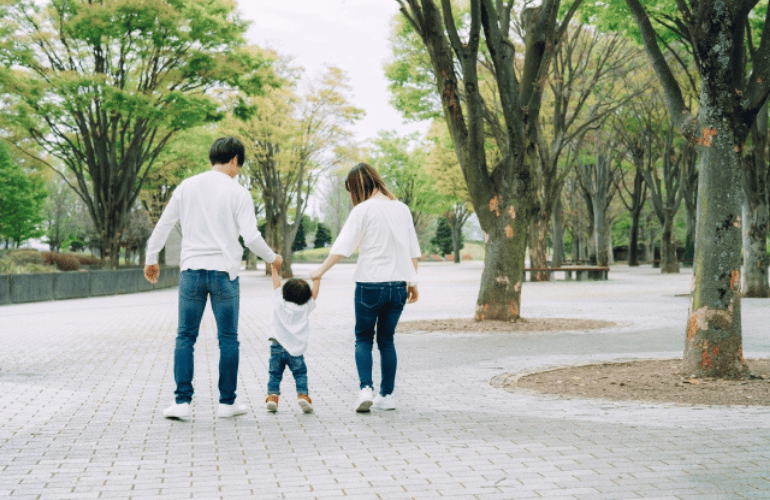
[1,262,768,499]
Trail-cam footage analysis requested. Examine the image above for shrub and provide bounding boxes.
[72,253,102,266]
[6,249,45,266]
[42,251,81,271]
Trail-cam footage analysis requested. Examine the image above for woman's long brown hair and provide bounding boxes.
[345,163,396,206]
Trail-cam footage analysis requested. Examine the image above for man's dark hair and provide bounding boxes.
[209,137,245,166]
[282,278,312,305]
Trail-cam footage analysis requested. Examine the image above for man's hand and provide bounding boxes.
[144,264,160,284]
[407,285,419,304]
[271,254,283,270]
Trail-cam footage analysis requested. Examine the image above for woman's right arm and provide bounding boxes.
[311,206,364,279]
[310,254,344,279]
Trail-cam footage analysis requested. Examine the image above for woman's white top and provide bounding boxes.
[330,193,421,283]
[145,170,276,280]
[270,288,316,356]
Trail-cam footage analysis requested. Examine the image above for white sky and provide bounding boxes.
[236,0,429,144]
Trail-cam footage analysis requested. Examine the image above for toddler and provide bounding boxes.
[266,261,320,413]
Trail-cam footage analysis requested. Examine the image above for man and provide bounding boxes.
[144,137,282,420]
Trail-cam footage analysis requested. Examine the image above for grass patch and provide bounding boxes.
[292,247,358,263]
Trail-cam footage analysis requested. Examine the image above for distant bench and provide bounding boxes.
[523,266,610,282]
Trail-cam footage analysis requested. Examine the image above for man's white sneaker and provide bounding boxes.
[355,387,374,413]
[372,393,396,410]
[217,401,248,418]
[163,402,191,420]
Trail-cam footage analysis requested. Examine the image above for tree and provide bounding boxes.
[43,176,87,253]
[0,142,47,248]
[576,140,620,266]
[431,216,462,256]
[593,0,770,378]
[530,24,646,279]
[237,63,363,277]
[313,223,332,249]
[640,123,687,274]
[0,0,275,268]
[426,121,473,263]
[292,215,309,253]
[396,0,583,321]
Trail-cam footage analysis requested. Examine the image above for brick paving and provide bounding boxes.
[0,262,768,499]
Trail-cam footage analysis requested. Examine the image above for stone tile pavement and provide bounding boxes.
[0,262,768,499]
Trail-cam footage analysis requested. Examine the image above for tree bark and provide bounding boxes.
[551,196,565,268]
[741,101,769,297]
[660,211,679,273]
[685,127,745,377]
[627,169,646,266]
[528,214,550,280]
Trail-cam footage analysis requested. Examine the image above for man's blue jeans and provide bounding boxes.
[267,343,309,395]
[354,281,407,396]
[174,270,240,405]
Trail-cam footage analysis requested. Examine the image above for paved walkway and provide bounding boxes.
[0,263,768,500]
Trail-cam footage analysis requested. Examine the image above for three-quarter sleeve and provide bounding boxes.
[330,206,365,257]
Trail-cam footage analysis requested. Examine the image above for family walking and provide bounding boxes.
[144,137,421,420]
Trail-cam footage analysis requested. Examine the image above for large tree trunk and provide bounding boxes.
[476,201,530,321]
[685,129,746,378]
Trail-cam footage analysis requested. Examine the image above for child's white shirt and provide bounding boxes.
[269,288,316,357]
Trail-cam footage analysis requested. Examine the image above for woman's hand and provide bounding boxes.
[407,284,419,304]
[309,268,323,280]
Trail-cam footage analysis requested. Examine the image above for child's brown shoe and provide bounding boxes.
[265,394,279,412]
[297,394,313,413]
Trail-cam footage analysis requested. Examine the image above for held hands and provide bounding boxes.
[271,254,283,271]
[309,268,322,280]
[144,264,160,284]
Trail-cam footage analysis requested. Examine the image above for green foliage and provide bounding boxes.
[0,0,276,264]
[0,142,47,246]
[384,15,442,121]
[291,215,309,253]
[313,223,332,249]
[370,130,441,216]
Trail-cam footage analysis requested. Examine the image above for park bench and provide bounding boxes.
[523,265,610,282]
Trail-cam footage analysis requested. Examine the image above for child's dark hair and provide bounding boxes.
[282,278,312,305]
[209,137,245,166]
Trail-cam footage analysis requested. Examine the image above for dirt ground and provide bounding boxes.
[398,318,770,407]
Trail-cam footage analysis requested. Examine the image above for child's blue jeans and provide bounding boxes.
[267,342,309,395]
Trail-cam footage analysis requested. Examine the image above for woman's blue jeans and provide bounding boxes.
[354,281,407,396]
[174,270,240,405]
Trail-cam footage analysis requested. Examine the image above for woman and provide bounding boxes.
[311,163,420,412]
